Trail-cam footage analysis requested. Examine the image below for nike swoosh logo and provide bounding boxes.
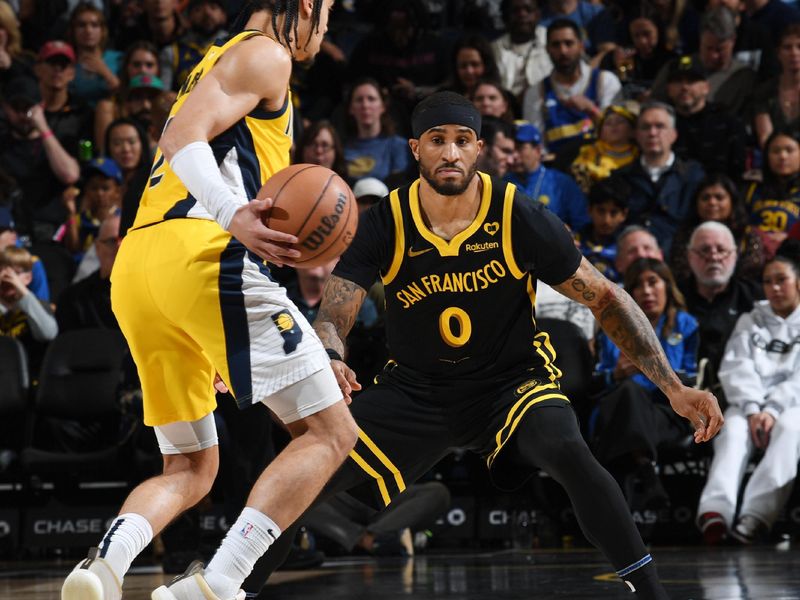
[407,247,433,258]
[267,528,277,542]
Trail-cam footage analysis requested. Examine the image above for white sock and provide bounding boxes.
[206,507,281,598]
[97,512,154,583]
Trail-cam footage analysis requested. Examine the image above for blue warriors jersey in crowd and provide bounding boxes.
[745,181,800,234]
[575,225,619,282]
[333,173,583,381]
[132,30,293,229]
[542,68,600,151]
[504,165,590,230]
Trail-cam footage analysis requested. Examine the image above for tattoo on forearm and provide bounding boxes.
[313,275,366,356]
[596,285,680,393]
[556,261,680,394]
[569,276,597,303]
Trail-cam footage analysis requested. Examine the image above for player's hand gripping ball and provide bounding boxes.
[258,164,358,268]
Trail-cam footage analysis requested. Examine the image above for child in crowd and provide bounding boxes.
[62,158,123,258]
[0,246,58,373]
[574,178,630,283]
[0,207,50,302]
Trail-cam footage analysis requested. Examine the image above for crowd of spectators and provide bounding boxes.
[3,0,800,554]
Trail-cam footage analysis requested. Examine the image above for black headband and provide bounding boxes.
[411,101,482,139]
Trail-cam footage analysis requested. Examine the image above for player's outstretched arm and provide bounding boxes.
[552,257,724,443]
[314,275,367,403]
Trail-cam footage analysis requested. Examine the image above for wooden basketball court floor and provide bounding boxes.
[1,546,799,599]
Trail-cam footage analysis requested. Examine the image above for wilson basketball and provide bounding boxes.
[258,164,358,268]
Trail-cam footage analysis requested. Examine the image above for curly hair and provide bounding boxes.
[231,0,324,55]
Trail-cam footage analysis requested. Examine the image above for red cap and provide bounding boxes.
[38,41,76,63]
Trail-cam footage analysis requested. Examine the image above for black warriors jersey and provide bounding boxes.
[333,172,583,381]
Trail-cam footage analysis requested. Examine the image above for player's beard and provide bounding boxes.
[419,159,478,196]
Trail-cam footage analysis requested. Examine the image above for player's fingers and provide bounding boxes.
[346,367,362,391]
[213,374,228,394]
[341,366,361,393]
[703,404,724,442]
[262,244,299,265]
[260,227,299,246]
[688,408,707,443]
[250,197,272,212]
[331,362,352,396]
[271,244,302,258]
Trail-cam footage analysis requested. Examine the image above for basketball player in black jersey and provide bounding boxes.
[242,92,723,599]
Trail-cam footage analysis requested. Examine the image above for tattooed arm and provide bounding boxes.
[313,275,367,402]
[552,257,724,442]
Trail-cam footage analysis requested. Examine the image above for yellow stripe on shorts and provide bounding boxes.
[487,390,569,469]
[348,427,407,507]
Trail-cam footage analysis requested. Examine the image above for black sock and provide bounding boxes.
[618,558,670,599]
[512,406,668,597]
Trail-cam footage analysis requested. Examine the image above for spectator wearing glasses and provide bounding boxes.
[680,222,763,402]
[608,101,705,257]
[294,120,347,178]
[670,174,765,284]
[697,253,800,545]
[0,48,82,242]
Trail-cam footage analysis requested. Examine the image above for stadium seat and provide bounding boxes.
[0,337,30,475]
[0,336,29,416]
[29,242,76,303]
[20,329,136,483]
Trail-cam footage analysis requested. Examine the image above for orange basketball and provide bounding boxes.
[258,164,358,268]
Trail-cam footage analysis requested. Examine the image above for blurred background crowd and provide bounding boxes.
[2,0,800,566]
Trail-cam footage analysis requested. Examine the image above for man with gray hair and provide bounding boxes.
[614,225,664,279]
[679,221,762,397]
[651,6,757,115]
[607,102,704,257]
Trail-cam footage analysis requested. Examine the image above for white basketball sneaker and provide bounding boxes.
[61,547,122,600]
[151,561,245,600]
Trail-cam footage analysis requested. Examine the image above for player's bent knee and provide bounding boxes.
[322,402,359,460]
[303,400,358,460]
[161,446,219,498]
[156,414,220,497]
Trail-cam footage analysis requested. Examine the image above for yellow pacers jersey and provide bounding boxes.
[132,30,294,229]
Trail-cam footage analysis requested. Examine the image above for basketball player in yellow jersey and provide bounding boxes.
[61,2,358,600]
